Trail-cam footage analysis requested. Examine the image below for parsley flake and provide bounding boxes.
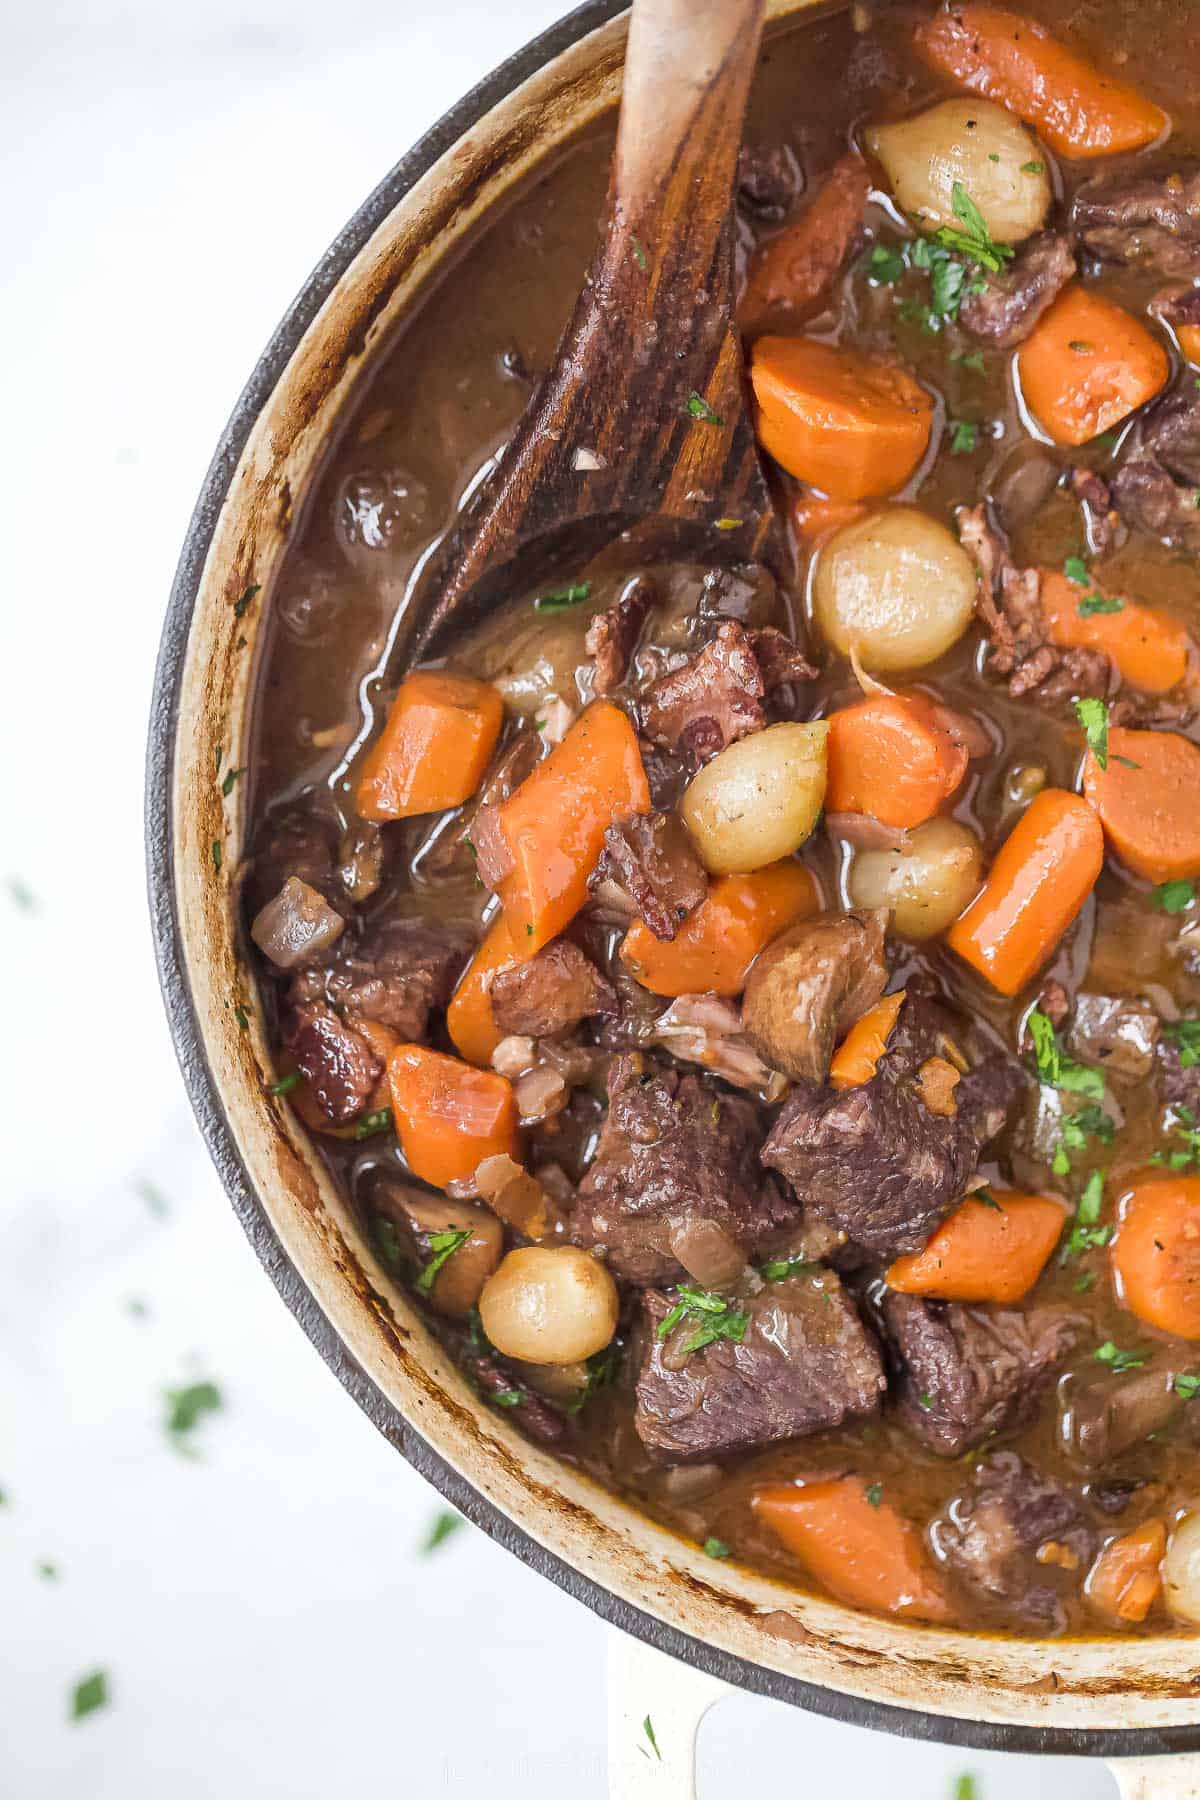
[233,583,260,619]
[865,1482,884,1508]
[1021,160,1045,175]
[760,1255,817,1282]
[1027,1007,1106,1099]
[949,419,979,454]
[954,1778,979,1800]
[704,1536,732,1559]
[220,765,246,798]
[1078,593,1123,617]
[421,1509,465,1554]
[656,1285,750,1356]
[353,1107,393,1140]
[1064,554,1090,586]
[686,392,725,426]
[1176,1373,1200,1401]
[864,241,907,285]
[269,1071,300,1096]
[416,1228,472,1294]
[211,839,223,874]
[1095,1340,1148,1374]
[70,1670,109,1722]
[533,582,591,613]
[1165,1019,1200,1070]
[164,1381,223,1454]
[632,236,649,272]
[1153,880,1196,913]
[643,1716,662,1761]
[1074,695,1111,769]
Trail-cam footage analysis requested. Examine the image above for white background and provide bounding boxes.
[0,0,1127,1791]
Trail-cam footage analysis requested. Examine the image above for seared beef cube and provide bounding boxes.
[592,811,707,941]
[491,940,616,1037]
[883,1293,1079,1458]
[762,997,1023,1256]
[1159,1031,1200,1115]
[318,915,473,1040]
[959,232,1076,348]
[933,1453,1093,1633]
[1067,993,1160,1082]
[573,1054,795,1285]
[1111,386,1200,553]
[1073,164,1200,277]
[247,805,340,917]
[746,626,817,692]
[284,1002,382,1124]
[1058,1362,1186,1468]
[736,142,802,220]
[742,909,888,1083]
[585,575,656,695]
[639,620,765,764]
[634,1272,885,1462]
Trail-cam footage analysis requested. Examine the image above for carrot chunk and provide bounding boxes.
[494,700,650,953]
[355,670,504,823]
[888,1192,1066,1304]
[1039,570,1190,695]
[620,860,817,997]
[1112,1176,1200,1341]
[790,492,867,547]
[1083,727,1200,884]
[752,1478,951,1622]
[741,153,871,334]
[1178,324,1200,366]
[446,914,525,1068]
[386,1044,519,1189]
[914,4,1167,160]
[829,989,907,1089]
[826,694,969,830]
[1017,286,1168,447]
[1088,1521,1167,1626]
[947,788,1103,996]
[750,336,933,501]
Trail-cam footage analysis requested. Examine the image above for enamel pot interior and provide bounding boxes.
[147,0,1200,1754]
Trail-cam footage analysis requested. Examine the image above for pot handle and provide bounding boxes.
[607,1628,728,1796]
[1109,1758,1200,1797]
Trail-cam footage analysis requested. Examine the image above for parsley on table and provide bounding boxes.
[163,1380,223,1453]
[1176,1373,1200,1401]
[353,1108,393,1140]
[703,1536,732,1559]
[421,1509,465,1554]
[1027,1007,1105,1100]
[1153,880,1196,913]
[949,420,979,454]
[656,1286,750,1356]
[533,582,591,613]
[6,876,37,913]
[416,1228,472,1295]
[954,1778,978,1800]
[686,392,725,426]
[70,1670,109,1722]
[135,1178,169,1219]
[643,1716,662,1761]
[37,1561,59,1580]
[1095,1340,1148,1374]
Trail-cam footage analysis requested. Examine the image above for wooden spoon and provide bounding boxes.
[415,0,780,657]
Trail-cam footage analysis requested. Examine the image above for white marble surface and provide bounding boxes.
[0,1,1123,1791]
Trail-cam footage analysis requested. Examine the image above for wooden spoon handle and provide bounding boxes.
[613,0,766,254]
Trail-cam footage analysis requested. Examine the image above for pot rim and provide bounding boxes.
[145,0,1200,1757]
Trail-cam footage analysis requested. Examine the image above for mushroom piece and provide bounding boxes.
[742,908,889,1084]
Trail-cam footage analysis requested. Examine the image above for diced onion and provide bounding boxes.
[251,876,344,969]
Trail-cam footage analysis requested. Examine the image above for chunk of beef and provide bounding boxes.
[1058,1362,1186,1469]
[958,505,1112,702]
[468,1355,566,1445]
[736,142,803,221]
[315,915,474,1040]
[649,994,787,1100]
[762,996,1024,1256]
[1067,466,1126,558]
[741,153,871,330]
[1157,1031,1200,1116]
[585,575,657,696]
[743,909,888,1083]
[248,805,340,918]
[490,940,616,1038]
[1112,384,1200,552]
[635,1270,885,1462]
[1074,164,1200,277]
[932,1452,1093,1633]
[746,626,818,692]
[573,1054,795,1284]
[639,620,765,764]
[1067,992,1160,1082]
[959,231,1075,348]
[883,1293,1080,1457]
[592,811,707,941]
[284,1001,383,1124]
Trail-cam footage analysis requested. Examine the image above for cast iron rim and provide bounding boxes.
[144,0,1200,1756]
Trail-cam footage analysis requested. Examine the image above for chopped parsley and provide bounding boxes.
[233,1004,249,1032]
[220,764,246,798]
[163,1381,223,1454]
[135,1178,169,1219]
[643,1716,662,1761]
[1074,695,1111,769]
[703,1536,732,1559]
[918,1392,933,1411]
[656,1285,750,1356]
[37,1560,59,1580]
[233,582,260,619]
[949,419,980,454]
[1165,1020,1200,1069]
[1176,1373,1200,1401]
[952,349,987,375]
[933,183,1016,275]
[421,1509,465,1554]
[70,1670,109,1722]
[1151,1107,1200,1171]
[269,1071,301,1096]
[1095,1340,1148,1374]
[686,392,725,426]
[954,1778,979,1800]
[489,1387,523,1409]
[1078,593,1123,617]
[533,582,591,613]
[631,236,649,272]
[864,240,907,285]
[1027,1007,1105,1100]
[566,1343,621,1414]
[1059,1170,1114,1262]
[865,1482,884,1508]
[1064,554,1090,585]
[1021,160,1045,175]
[353,1107,393,1140]
[211,839,223,873]
[7,876,37,913]
[1153,880,1196,913]
[760,1255,817,1282]
[416,1228,472,1295]
[1059,1103,1115,1162]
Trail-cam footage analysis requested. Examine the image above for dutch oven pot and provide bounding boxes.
[146,4,1200,1792]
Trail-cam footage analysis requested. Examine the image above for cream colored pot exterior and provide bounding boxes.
[155,0,1200,1754]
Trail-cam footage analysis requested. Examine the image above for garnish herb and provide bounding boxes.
[952,349,987,375]
[533,582,591,613]
[1027,1007,1105,1100]
[1074,696,1111,769]
[918,1392,933,1411]
[1095,1340,1148,1374]
[269,1071,301,1096]
[233,583,260,619]
[490,1387,523,1409]
[1175,1373,1200,1401]
[704,1536,732,1559]
[220,764,246,798]
[566,1343,621,1414]
[1021,160,1045,174]
[686,391,725,426]
[353,1107,393,1140]
[864,241,906,285]
[70,1670,109,1722]
[1059,1102,1114,1158]
[932,183,1015,274]
[37,1561,59,1580]
[1153,880,1196,913]
[656,1285,750,1356]
[1078,593,1123,617]
[643,1717,662,1761]
[1165,1021,1200,1070]
[421,1509,465,1554]
[211,839,223,874]
[164,1380,223,1451]
[135,1178,169,1219]
[949,420,979,454]
[7,876,36,912]
[865,1483,884,1508]
[373,1216,403,1271]
[233,1004,249,1032]
[1060,1170,1113,1262]
[631,236,649,272]
[954,1778,978,1800]
[1064,554,1090,585]
[416,1228,473,1294]
[760,1255,817,1281]
[1150,1106,1200,1171]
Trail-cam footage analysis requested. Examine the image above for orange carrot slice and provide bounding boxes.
[1040,570,1190,695]
[826,693,969,830]
[356,670,504,823]
[446,914,526,1068]
[620,860,817,997]
[387,1044,519,1188]
[829,990,907,1089]
[1018,286,1169,447]
[752,1478,951,1622]
[1083,727,1200,883]
[1112,1176,1200,1341]
[887,1192,1066,1304]
[1087,1520,1167,1625]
